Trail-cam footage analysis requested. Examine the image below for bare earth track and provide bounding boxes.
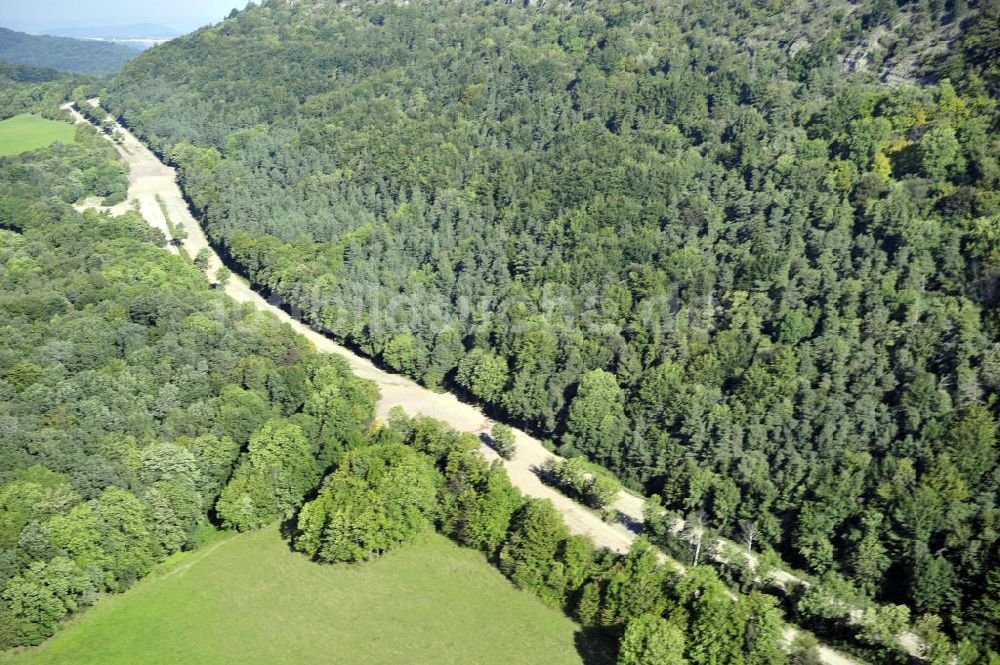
[63,101,898,665]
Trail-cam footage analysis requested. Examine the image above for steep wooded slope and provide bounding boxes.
[0,28,137,76]
[105,0,1000,656]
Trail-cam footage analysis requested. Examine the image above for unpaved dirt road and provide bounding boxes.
[64,101,881,665]
[62,99,641,555]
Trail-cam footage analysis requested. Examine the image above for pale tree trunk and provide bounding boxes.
[686,511,706,566]
[740,519,757,562]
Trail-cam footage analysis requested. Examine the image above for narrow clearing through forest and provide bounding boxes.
[65,101,916,665]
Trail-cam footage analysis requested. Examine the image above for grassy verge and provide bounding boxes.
[0,115,75,157]
[155,194,189,259]
[2,528,600,665]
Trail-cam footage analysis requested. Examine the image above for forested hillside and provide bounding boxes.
[0,125,377,646]
[104,0,999,656]
[0,111,807,665]
[0,28,137,76]
[0,66,82,122]
[0,62,64,85]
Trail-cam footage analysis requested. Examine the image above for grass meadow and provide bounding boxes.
[0,115,75,157]
[2,528,610,665]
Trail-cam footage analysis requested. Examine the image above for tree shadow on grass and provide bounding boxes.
[574,625,618,665]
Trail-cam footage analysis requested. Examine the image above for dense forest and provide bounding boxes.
[0,102,834,665]
[0,121,379,646]
[0,62,64,85]
[314,411,806,665]
[0,64,84,122]
[104,0,1000,655]
[0,28,137,76]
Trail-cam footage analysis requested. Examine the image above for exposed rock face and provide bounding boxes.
[842,38,878,73]
[882,17,964,86]
[786,37,810,59]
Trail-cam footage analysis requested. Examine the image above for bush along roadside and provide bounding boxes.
[288,409,814,665]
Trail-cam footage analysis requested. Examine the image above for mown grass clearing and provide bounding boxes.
[3,528,607,665]
[0,115,75,157]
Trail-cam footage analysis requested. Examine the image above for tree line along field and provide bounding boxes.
[0,528,600,665]
[0,115,75,157]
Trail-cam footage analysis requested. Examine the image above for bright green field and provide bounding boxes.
[0,115,75,157]
[3,528,609,665]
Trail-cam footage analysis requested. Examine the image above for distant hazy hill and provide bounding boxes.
[43,23,182,40]
[42,23,182,50]
[0,27,138,75]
